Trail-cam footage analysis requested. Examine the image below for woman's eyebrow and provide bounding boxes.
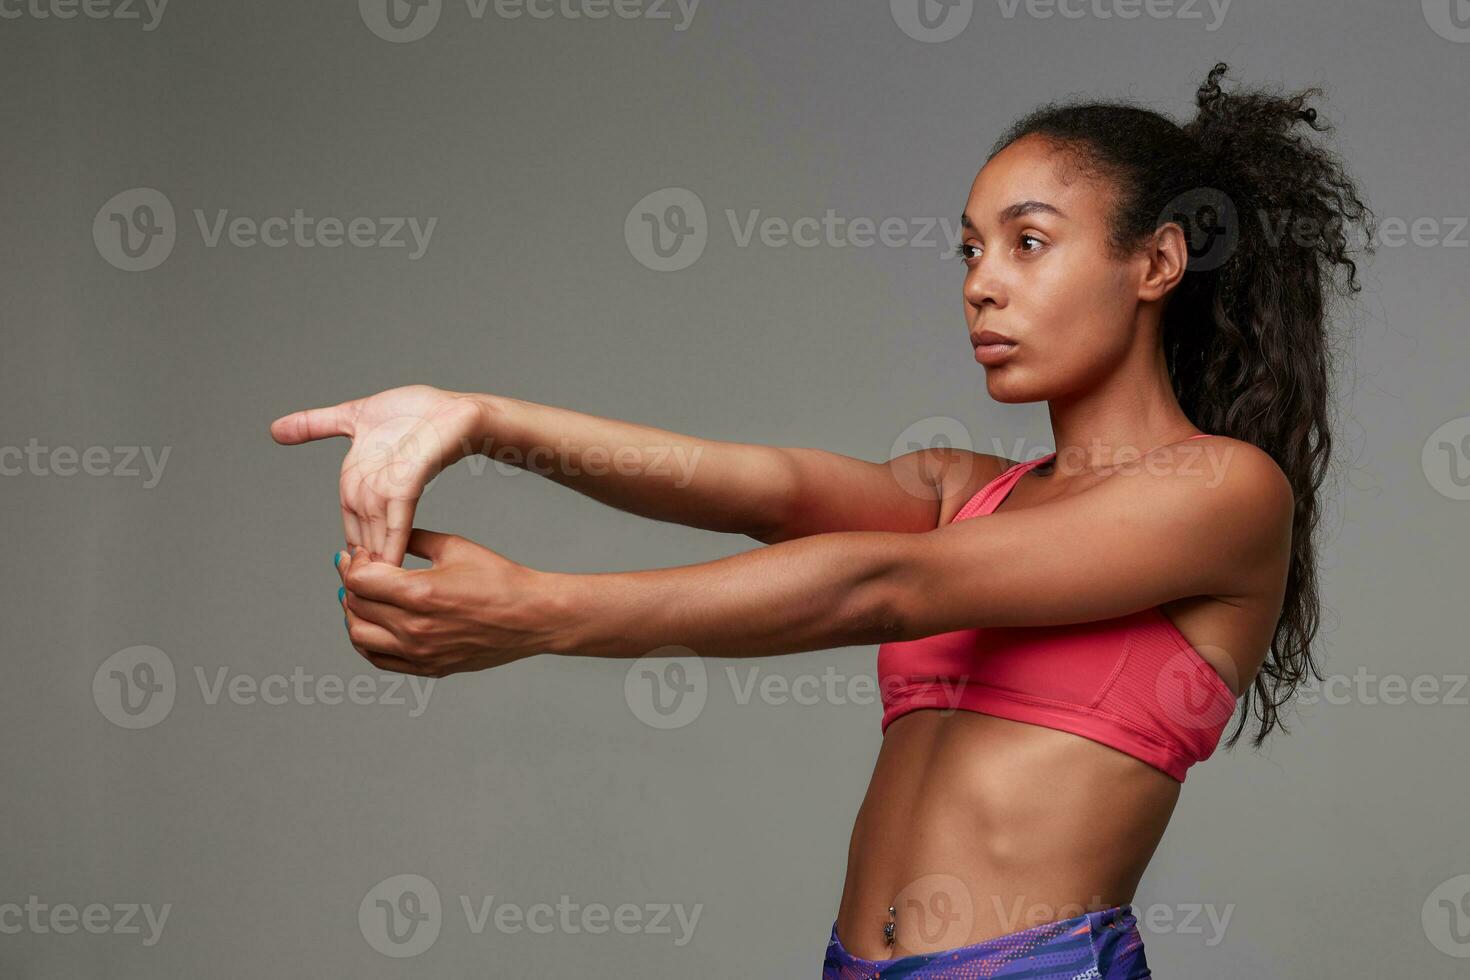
[961,200,1067,230]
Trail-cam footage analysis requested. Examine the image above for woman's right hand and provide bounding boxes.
[270,384,491,566]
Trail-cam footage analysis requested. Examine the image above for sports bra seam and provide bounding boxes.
[1086,639,1133,711]
[1148,606,1238,700]
[885,683,1192,753]
[883,700,1195,778]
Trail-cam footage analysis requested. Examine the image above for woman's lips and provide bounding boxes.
[973,340,1017,365]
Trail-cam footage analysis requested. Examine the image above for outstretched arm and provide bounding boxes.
[273,385,979,567]
[550,439,1290,657]
[334,440,1290,676]
[481,394,987,543]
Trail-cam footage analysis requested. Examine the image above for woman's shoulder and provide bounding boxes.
[931,449,1024,522]
[1144,435,1295,542]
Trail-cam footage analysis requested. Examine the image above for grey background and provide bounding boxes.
[3,0,1468,976]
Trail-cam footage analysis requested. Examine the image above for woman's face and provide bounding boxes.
[957,134,1150,403]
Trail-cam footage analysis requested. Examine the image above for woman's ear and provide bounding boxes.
[1137,222,1190,301]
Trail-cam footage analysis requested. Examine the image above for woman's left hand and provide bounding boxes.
[334,529,561,677]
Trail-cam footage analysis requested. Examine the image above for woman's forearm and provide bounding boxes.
[542,530,910,659]
[469,393,796,540]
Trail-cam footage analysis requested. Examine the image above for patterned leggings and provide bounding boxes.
[821,904,1151,979]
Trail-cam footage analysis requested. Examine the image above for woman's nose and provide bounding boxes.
[963,262,1005,310]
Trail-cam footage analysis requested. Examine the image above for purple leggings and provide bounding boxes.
[821,904,1151,979]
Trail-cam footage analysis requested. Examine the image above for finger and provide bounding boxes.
[342,504,365,553]
[358,648,424,675]
[335,547,359,586]
[406,528,464,565]
[381,498,417,569]
[362,484,387,563]
[344,588,409,634]
[340,465,367,552]
[344,606,409,658]
[343,555,423,606]
[342,603,430,675]
[270,401,356,445]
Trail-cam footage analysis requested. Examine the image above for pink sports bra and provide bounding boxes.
[876,434,1239,782]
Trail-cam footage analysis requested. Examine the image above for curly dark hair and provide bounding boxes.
[988,63,1374,749]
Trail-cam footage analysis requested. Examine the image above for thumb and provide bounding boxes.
[270,400,357,445]
[406,528,469,564]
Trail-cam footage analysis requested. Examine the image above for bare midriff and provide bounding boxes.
[834,709,1182,961]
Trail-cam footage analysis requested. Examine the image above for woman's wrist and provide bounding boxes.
[533,570,601,657]
[458,392,519,459]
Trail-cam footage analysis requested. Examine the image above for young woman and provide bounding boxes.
[272,63,1371,977]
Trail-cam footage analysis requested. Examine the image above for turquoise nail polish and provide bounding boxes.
[334,551,341,568]
[338,586,346,604]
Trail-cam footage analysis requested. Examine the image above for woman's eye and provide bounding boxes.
[953,242,981,260]
[1019,233,1045,252]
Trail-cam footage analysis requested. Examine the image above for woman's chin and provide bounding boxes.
[982,373,1041,404]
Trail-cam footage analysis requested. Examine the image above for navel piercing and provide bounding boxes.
[883,905,896,947]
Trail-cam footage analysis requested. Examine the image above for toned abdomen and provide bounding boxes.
[835,709,1181,961]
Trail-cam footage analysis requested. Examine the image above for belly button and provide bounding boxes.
[883,904,896,947]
